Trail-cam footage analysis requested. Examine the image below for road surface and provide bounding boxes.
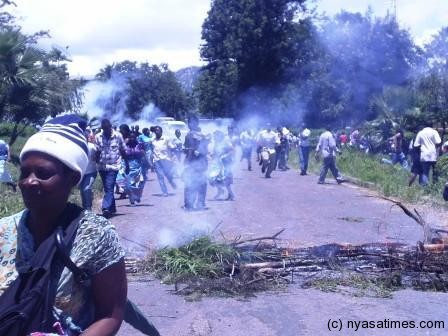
[109,162,448,335]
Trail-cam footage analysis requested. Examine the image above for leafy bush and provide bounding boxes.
[0,123,37,138]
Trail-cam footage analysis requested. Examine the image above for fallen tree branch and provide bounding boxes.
[232,228,285,246]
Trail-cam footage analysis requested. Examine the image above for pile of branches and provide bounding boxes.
[127,200,448,298]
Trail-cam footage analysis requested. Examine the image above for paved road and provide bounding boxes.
[110,162,448,335]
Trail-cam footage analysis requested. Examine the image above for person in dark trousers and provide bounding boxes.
[95,119,126,218]
[316,126,344,184]
[256,125,280,178]
[298,126,311,175]
[408,135,422,186]
[183,115,209,211]
[276,127,289,171]
[414,121,441,186]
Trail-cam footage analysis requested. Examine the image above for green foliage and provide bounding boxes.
[436,155,448,181]
[95,61,192,120]
[0,122,35,138]
[0,28,83,145]
[198,0,312,118]
[0,162,22,217]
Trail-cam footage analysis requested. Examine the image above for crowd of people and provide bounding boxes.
[3,118,447,214]
[2,113,448,335]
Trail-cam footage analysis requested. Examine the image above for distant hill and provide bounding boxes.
[175,66,201,92]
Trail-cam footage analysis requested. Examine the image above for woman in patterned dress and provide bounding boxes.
[123,131,146,205]
[0,115,127,335]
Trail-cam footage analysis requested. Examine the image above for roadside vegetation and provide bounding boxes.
[289,147,447,207]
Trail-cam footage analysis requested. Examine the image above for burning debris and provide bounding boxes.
[126,201,448,299]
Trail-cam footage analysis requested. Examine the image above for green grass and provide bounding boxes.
[143,236,239,283]
[290,147,446,206]
[0,162,23,217]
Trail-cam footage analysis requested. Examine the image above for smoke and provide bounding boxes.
[311,10,417,124]
[140,102,163,121]
[157,221,215,248]
[81,75,166,126]
[82,75,130,123]
[235,86,306,129]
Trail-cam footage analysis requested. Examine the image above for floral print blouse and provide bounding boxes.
[0,209,125,334]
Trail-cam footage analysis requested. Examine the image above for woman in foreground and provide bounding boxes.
[0,114,127,335]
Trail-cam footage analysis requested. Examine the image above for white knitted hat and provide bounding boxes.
[20,114,89,181]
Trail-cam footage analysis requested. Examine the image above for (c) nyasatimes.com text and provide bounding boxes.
[327,319,445,332]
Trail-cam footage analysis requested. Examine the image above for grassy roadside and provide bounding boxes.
[289,147,446,206]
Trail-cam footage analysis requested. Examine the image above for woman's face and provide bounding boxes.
[19,152,78,212]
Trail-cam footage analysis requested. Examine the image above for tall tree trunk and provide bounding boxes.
[9,120,29,147]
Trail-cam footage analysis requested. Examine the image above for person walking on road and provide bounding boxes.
[183,115,209,210]
[298,125,311,175]
[210,130,235,201]
[95,118,126,218]
[79,130,97,210]
[123,131,146,205]
[137,127,154,181]
[152,126,177,197]
[256,125,280,178]
[316,127,344,184]
[240,128,254,171]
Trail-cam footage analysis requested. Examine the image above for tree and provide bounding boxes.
[0,29,82,145]
[93,61,191,121]
[303,11,419,126]
[416,27,448,128]
[198,0,312,118]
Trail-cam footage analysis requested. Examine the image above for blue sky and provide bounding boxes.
[12,0,448,78]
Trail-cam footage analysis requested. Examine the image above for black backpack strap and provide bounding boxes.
[55,228,90,284]
[54,204,90,285]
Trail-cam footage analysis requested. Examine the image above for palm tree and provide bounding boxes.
[0,29,82,145]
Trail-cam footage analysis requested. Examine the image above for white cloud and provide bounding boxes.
[12,0,210,77]
[8,0,448,77]
[67,47,204,78]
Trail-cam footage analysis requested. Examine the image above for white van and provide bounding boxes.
[161,120,188,141]
[155,117,175,124]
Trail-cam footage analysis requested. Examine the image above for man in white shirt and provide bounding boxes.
[315,127,344,184]
[152,126,177,196]
[414,122,441,185]
[298,124,311,175]
[256,125,280,178]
